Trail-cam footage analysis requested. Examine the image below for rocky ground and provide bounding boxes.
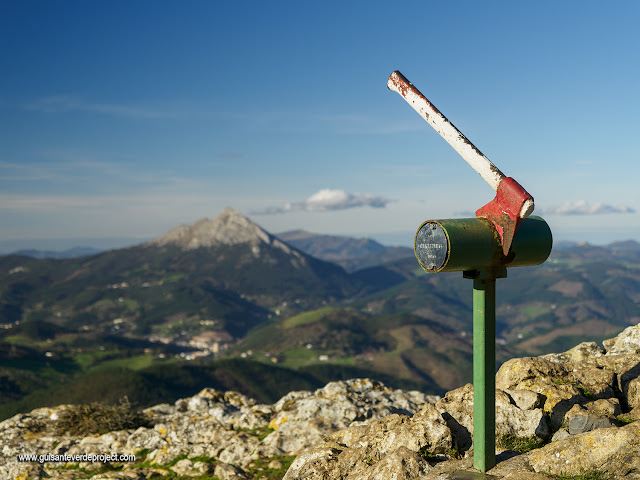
[3,325,640,480]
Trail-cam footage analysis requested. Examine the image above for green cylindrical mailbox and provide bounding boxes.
[414,216,552,273]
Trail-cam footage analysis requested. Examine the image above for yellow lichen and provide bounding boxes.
[269,415,288,431]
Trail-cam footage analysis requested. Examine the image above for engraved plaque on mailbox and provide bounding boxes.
[414,221,448,271]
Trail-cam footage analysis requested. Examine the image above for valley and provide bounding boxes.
[1,208,639,421]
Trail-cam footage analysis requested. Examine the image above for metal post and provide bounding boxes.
[464,268,504,472]
[391,70,552,475]
[473,275,495,472]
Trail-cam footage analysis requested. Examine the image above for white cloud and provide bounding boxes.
[251,189,392,214]
[546,201,635,215]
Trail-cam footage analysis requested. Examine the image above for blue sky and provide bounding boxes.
[1,1,639,251]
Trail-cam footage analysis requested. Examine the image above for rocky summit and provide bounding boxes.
[148,207,298,254]
[3,326,640,480]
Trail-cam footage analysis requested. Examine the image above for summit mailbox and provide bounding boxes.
[388,71,552,472]
[414,217,552,273]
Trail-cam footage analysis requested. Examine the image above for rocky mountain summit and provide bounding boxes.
[148,208,299,256]
[3,325,640,480]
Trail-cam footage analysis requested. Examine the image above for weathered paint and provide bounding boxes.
[476,177,535,255]
[388,71,535,253]
[387,71,505,192]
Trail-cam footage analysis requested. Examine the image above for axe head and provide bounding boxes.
[475,177,534,256]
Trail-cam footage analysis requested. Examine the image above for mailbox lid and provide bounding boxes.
[414,221,449,271]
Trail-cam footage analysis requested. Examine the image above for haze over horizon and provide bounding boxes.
[2,1,639,251]
[0,207,636,256]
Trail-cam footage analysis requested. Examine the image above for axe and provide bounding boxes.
[387,70,534,256]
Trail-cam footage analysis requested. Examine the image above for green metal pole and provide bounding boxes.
[472,272,497,472]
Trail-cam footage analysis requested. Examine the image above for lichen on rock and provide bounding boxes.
[3,324,640,479]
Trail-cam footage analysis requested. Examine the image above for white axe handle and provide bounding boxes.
[387,71,533,219]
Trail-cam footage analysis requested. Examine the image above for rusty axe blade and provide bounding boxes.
[387,70,534,255]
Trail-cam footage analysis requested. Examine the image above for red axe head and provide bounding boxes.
[475,177,534,256]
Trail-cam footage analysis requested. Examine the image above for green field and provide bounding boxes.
[87,354,157,371]
[280,347,321,366]
[281,307,338,328]
[520,304,551,319]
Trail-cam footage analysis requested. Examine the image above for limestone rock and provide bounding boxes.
[628,377,640,411]
[169,387,271,430]
[435,383,550,451]
[264,416,337,454]
[66,431,130,458]
[551,428,570,442]
[557,354,640,412]
[346,446,431,480]
[0,407,69,463]
[604,324,640,355]
[528,422,640,476]
[540,341,640,409]
[214,461,250,480]
[218,432,261,464]
[412,402,456,454]
[568,361,616,399]
[583,397,622,417]
[495,356,620,430]
[541,341,604,363]
[567,413,615,435]
[5,464,48,480]
[0,379,436,480]
[496,357,580,412]
[504,389,546,411]
[172,458,215,476]
[282,413,439,480]
[486,452,551,479]
[125,426,167,452]
[90,469,162,479]
[496,472,556,480]
[333,410,452,457]
[435,383,475,451]
[564,404,616,435]
[264,378,435,454]
[283,446,343,480]
[629,405,640,420]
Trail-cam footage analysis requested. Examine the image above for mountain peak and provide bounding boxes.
[148,207,290,251]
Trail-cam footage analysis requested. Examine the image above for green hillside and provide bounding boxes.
[235,306,470,392]
[2,217,640,421]
[0,236,378,343]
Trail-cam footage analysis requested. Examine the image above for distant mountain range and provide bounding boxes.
[0,208,379,337]
[276,229,413,272]
[1,207,640,420]
[11,246,103,259]
[10,227,413,270]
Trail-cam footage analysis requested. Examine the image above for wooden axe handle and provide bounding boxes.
[387,71,534,219]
